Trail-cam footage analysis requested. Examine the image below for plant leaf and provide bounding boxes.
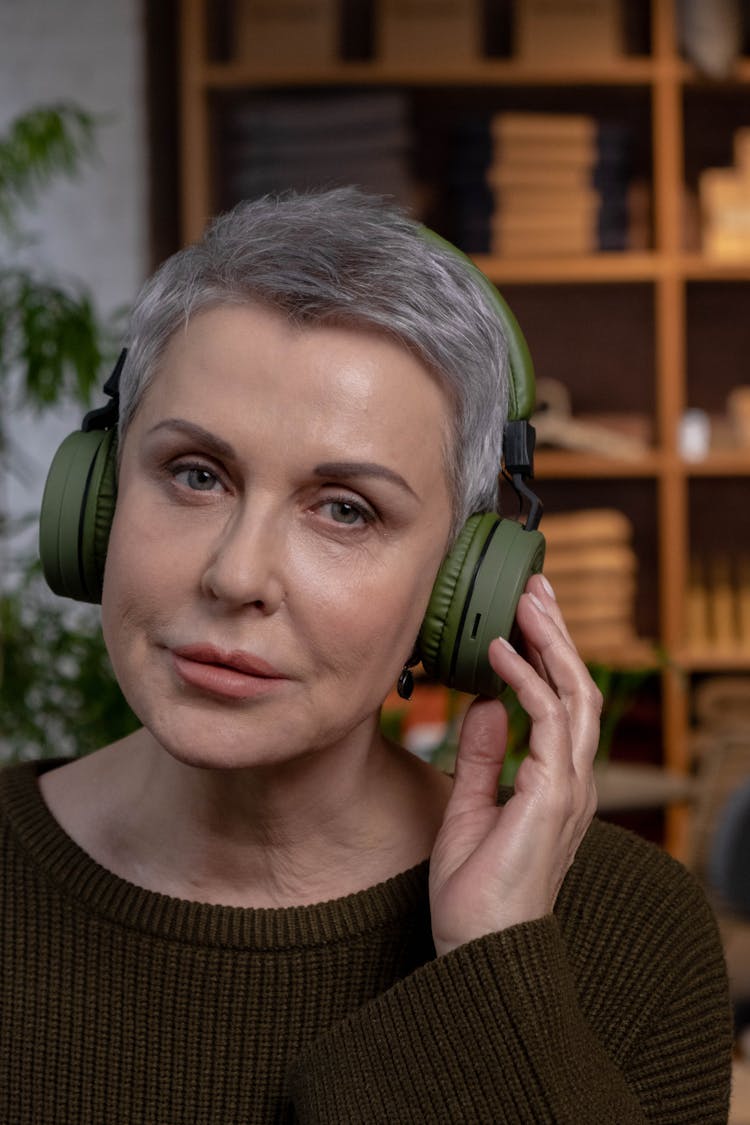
[0,104,97,232]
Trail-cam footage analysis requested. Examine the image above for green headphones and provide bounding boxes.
[415,232,545,697]
[39,235,545,699]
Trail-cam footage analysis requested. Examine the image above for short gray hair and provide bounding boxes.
[120,187,508,534]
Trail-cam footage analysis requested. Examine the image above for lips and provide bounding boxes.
[170,644,288,700]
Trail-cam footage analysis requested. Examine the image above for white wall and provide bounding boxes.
[0,0,148,535]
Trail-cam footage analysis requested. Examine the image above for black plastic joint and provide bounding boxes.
[81,348,126,433]
[503,419,536,478]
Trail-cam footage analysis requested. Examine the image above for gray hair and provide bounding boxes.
[119,187,508,534]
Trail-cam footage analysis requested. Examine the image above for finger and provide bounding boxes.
[446,695,509,818]
[517,592,580,693]
[513,593,602,772]
[526,572,575,647]
[531,582,604,769]
[521,637,550,687]
[486,638,598,858]
[487,633,574,785]
[512,574,574,685]
[490,639,602,846]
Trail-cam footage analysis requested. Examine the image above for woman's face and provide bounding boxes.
[102,303,454,769]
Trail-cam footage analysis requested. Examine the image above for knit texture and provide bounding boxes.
[0,760,732,1124]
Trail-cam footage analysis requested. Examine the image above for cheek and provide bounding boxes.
[101,504,181,653]
[301,544,441,674]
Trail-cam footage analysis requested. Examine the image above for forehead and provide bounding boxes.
[135,304,453,467]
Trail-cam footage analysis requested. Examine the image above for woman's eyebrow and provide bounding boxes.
[147,418,236,461]
[147,423,418,498]
[314,461,418,499]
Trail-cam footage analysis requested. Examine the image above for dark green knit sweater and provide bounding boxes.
[0,761,732,1123]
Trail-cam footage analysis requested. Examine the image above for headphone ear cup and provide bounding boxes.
[418,513,545,697]
[39,427,118,604]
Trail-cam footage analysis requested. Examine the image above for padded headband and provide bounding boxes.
[419,227,536,421]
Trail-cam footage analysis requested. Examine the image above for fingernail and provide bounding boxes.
[527,592,548,616]
[540,574,556,601]
[496,636,516,653]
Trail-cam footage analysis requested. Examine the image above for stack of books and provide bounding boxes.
[488,113,599,256]
[540,508,642,657]
[486,112,631,256]
[221,92,414,209]
[446,117,494,253]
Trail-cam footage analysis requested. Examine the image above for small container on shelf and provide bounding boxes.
[679,408,711,461]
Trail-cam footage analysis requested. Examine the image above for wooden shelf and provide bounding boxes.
[675,649,750,672]
[683,452,750,476]
[594,762,694,811]
[679,57,750,86]
[473,253,662,285]
[535,450,662,478]
[203,57,657,90]
[474,254,750,283]
[178,0,750,860]
[201,53,750,93]
[680,256,750,281]
[476,255,750,284]
[578,641,661,670]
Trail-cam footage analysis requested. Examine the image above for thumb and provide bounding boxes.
[447,696,509,819]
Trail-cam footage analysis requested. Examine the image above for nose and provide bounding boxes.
[200,503,286,614]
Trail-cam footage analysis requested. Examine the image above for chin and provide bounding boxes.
[149,722,298,772]
[135,709,328,775]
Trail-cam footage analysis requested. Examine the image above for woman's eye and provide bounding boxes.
[172,465,223,492]
[321,499,371,526]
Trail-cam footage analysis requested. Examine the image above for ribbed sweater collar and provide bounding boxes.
[0,760,431,952]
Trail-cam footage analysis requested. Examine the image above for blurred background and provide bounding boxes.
[3,0,750,1104]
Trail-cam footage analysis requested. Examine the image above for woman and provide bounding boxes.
[1,188,731,1123]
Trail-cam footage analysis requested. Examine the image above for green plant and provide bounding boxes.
[0,105,107,417]
[494,661,656,785]
[1,566,138,759]
[425,662,656,785]
[0,103,135,762]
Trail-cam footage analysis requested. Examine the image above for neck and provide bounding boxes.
[40,725,452,908]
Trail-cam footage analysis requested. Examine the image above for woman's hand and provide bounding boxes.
[428,573,602,957]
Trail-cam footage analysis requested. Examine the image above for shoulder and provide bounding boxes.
[0,759,38,815]
[0,758,74,866]
[559,815,722,958]
[555,816,730,1054]
[0,758,69,807]
[496,782,714,948]
[564,814,711,928]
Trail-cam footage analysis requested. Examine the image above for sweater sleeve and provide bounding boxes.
[289,824,732,1124]
[290,917,647,1124]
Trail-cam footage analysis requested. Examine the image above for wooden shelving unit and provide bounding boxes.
[177,0,750,859]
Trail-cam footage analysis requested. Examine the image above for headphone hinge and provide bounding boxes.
[81,348,126,433]
[503,419,536,477]
[502,420,543,532]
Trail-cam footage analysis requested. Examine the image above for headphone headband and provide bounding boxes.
[418,227,536,422]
